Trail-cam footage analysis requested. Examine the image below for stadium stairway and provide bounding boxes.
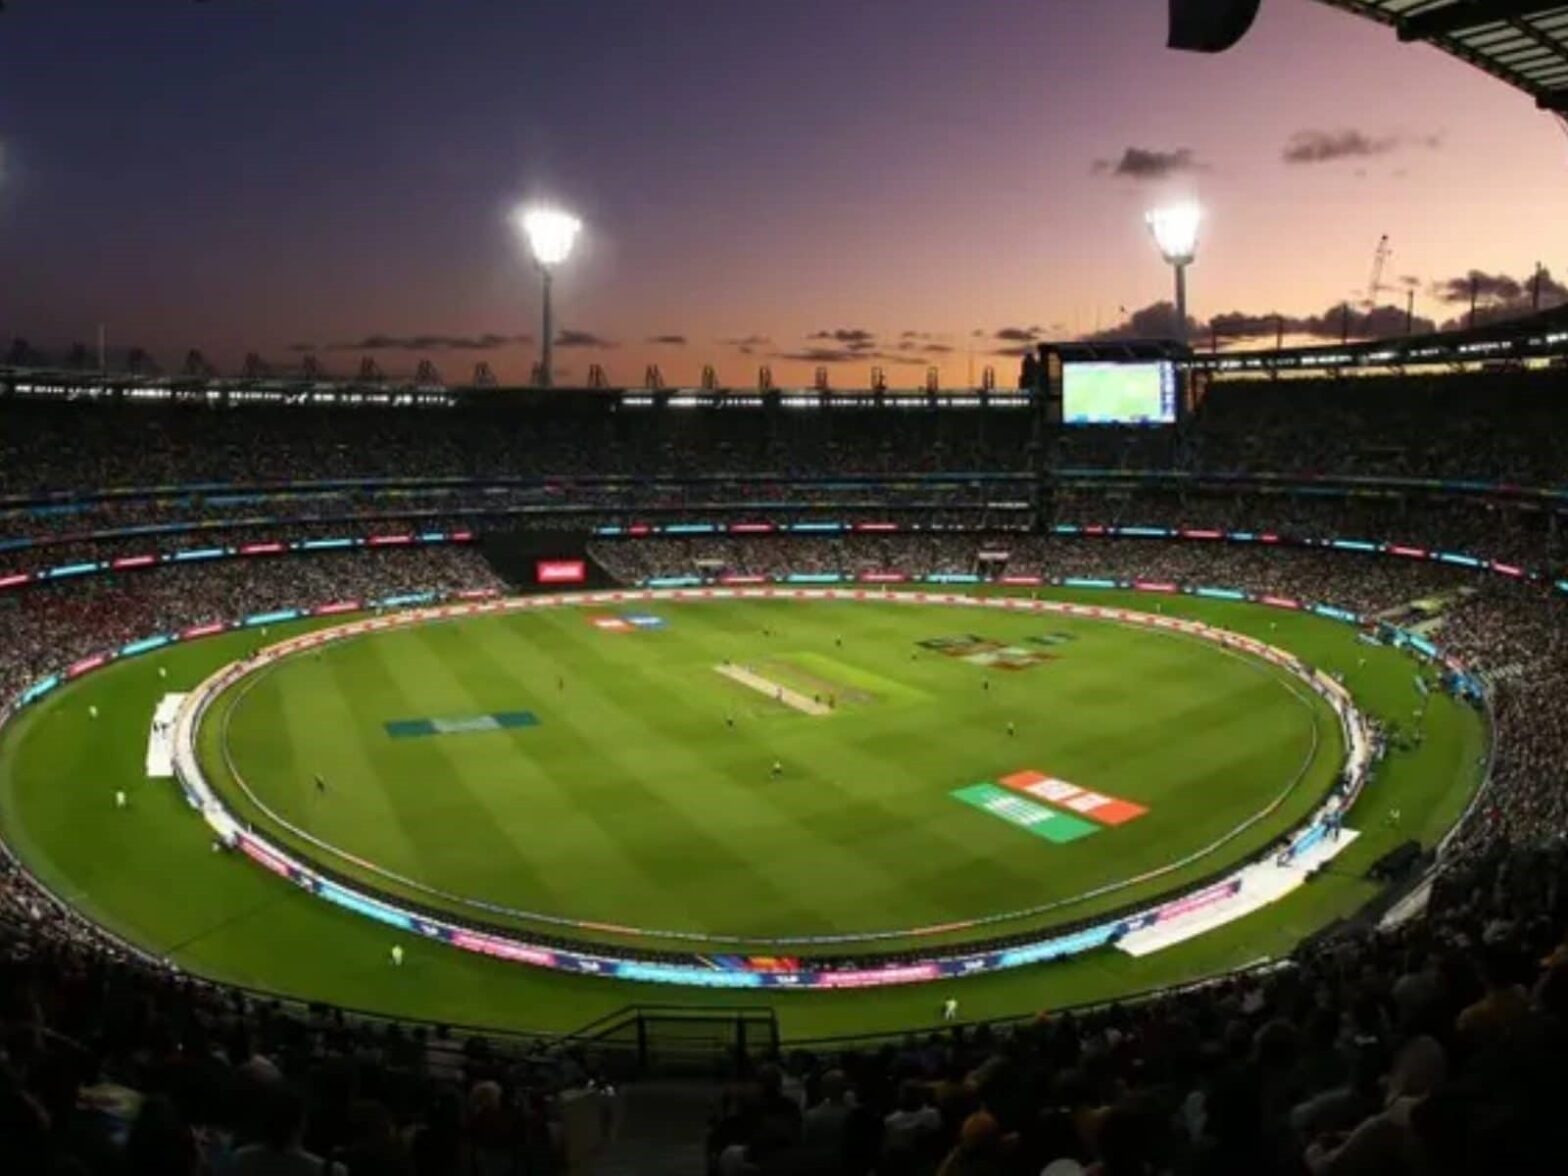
[585,1079,719,1175]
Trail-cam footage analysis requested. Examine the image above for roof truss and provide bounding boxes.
[1317,1,1568,111]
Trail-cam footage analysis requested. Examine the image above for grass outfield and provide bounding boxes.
[199,597,1336,954]
[0,588,1484,1040]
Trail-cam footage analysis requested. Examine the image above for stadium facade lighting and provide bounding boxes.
[1145,203,1201,345]
[513,206,582,388]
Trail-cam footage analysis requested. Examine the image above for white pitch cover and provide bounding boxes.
[145,693,188,779]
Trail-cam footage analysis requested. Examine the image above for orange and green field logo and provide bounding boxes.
[951,769,1148,843]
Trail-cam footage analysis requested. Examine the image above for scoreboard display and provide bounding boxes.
[1061,361,1178,426]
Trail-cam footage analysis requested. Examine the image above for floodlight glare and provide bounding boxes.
[1145,203,1200,266]
[518,207,582,268]
[512,205,583,388]
[1145,204,1201,345]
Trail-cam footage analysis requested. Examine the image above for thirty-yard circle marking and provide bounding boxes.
[171,588,1368,988]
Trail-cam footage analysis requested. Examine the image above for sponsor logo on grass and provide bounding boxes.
[587,613,666,632]
[949,783,1100,843]
[917,634,1055,671]
[384,711,539,738]
[997,769,1148,826]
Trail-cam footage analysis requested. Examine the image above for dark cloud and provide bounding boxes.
[286,342,316,353]
[898,331,955,348]
[993,326,1040,343]
[327,332,531,352]
[1526,267,1565,303]
[808,328,876,345]
[896,338,953,357]
[647,334,687,345]
[774,347,863,364]
[1286,303,1435,339]
[803,328,875,354]
[1430,269,1525,305]
[1090,299,1438,344]
[1339,304,1436,337]
[990,345,1037,358]
[1204,310,1285,338]
[1282,128,1441,165]
[1083,302,1214,343]
[1428,267,1568,329]
[720,334,772,356]
[1092,147,1204,181]
[554,329,615,349]
[773,346,926,366]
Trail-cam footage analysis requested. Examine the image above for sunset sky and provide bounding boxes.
[1,0,1565,387]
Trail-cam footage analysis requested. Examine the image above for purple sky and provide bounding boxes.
[0,0,1564,386]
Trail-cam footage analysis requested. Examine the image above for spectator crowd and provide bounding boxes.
[0,547,504,730]
[3,374,1568,1173]
[4,368,1568,486]
[702,839,1568,1174]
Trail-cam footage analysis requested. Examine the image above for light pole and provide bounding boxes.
[1144,204,1201,345]
[514,206,582,387]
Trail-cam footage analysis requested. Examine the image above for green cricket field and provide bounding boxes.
[0,588,1484,1040]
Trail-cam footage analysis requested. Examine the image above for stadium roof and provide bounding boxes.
[1317,1,1568,111]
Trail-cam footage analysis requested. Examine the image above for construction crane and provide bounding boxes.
[1364,234,1392,309]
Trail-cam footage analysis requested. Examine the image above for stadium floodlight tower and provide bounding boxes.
[514,206,582,388]
[1144,203,1201,345]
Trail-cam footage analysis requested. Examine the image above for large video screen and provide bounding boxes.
[1062,361,1177,426]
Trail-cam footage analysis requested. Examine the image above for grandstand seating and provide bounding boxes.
[3,371,1568,1173]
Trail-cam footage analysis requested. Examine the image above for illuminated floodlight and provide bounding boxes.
[1145,203,1200,266]
[1144,204,1201,344]
[512,205,583,387]
[516,206,582,268]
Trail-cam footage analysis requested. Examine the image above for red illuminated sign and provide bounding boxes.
[537,559,587,585]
